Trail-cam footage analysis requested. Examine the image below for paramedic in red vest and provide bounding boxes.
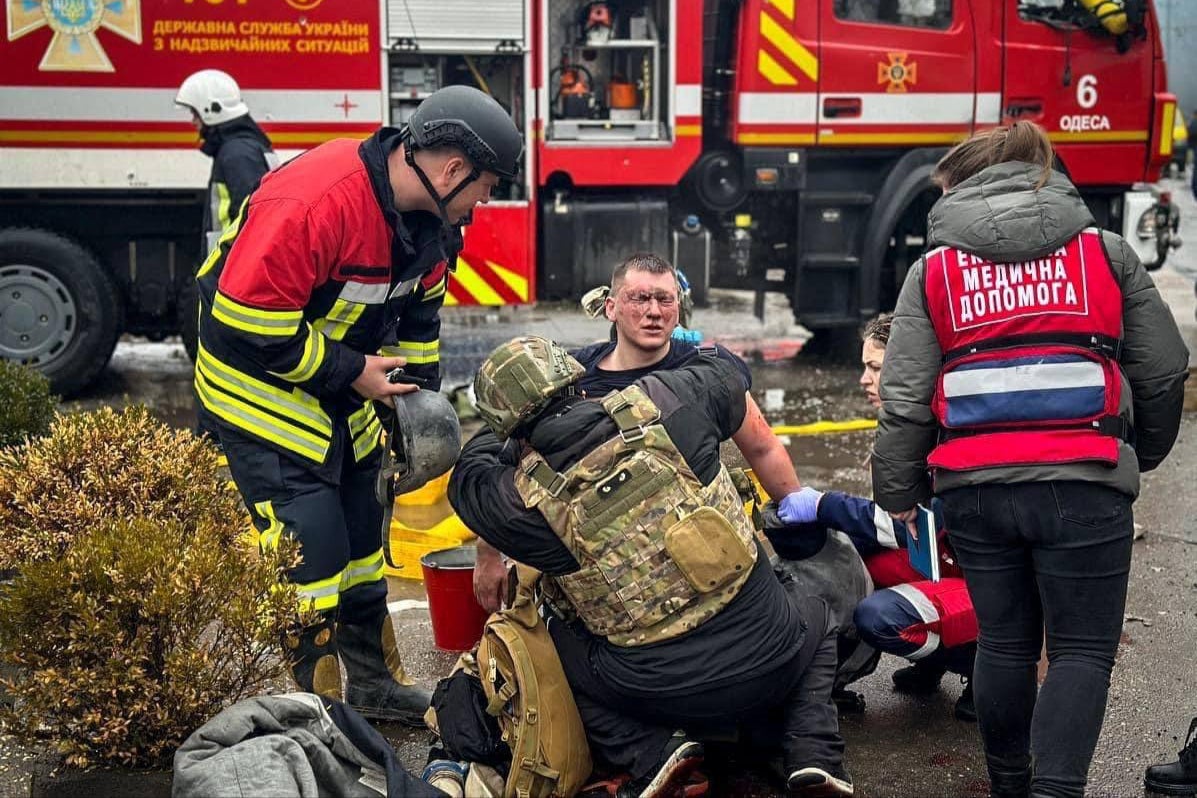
[872,121,1188,798]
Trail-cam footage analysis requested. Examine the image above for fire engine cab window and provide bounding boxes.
[834,0,952,30]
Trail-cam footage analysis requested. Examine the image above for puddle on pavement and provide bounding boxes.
[739,355,877,494]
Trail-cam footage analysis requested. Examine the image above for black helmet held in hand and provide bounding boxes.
[405,85,523,180]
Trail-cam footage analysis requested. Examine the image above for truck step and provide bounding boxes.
[800,254,860,270]
[800,191,876,206]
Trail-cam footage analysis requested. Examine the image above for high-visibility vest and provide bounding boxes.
[922,227,1127,473]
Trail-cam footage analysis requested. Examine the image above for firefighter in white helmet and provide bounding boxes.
[175,69,279,254]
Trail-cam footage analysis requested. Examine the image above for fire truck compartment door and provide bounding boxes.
[1001,0,1153,185]
[817,0,978,146]
[386,0,524,51]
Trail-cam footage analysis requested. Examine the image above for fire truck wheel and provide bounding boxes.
[0,228,123,397]
[177,275,198,363]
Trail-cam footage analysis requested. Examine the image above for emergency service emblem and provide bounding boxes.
[877,52,917,93]
[7,0,142,72]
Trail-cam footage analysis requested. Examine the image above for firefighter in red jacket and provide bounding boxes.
[194,85,522,724]
[873,122,1188,798]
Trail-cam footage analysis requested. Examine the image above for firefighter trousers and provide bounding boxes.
[219,424,390,623]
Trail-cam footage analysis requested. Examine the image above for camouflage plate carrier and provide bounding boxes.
[514,383,758,647]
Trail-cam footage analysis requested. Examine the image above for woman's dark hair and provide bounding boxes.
[932,121,1054,191]
[862,313,893,347]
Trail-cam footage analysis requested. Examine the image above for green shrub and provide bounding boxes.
[0,405,238,569]
[0,360,57,449]
[0,516,302,768]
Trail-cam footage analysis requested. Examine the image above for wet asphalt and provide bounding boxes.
[11,175,1197,797]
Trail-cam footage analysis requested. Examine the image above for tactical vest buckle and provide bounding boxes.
[523,458,570,499]
[619,425,647,444]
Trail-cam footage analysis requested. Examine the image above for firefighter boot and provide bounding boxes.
[284,615,343,701]
[1145,717,1197,796]
[337,606,431,726]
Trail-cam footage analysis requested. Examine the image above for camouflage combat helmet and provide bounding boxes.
[474,336,585,440]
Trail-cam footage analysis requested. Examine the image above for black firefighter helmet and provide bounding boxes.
[401,85,523,230]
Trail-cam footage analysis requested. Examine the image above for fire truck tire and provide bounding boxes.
[0,228,123,397]
[177,275,198,363]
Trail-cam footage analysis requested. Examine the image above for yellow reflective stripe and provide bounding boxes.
[341,549,385,591]
[387,340,440,364]
[313,299,366,342]
[195,372,330,463]
[212,292,303,337]
[215,182,232,229]
[1161,101,1176,157]
[348,403,378,436]
[423,277,447,302]
[296,572,344,612]
[352,417,381,461]
[197,344,331,434]
[254,500,286,551]
[197,205,246,278]
[271,324,327,383]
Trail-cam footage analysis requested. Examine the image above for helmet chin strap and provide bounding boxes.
[403,144,480,232]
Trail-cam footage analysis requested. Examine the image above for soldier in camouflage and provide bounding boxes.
[451,336,853,798]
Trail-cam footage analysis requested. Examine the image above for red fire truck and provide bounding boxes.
[0,0,1176,393]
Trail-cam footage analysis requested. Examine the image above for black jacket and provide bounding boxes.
[200,116,276,248]
[449,356,805,695]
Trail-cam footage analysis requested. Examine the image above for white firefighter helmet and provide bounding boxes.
[175,69,250,126]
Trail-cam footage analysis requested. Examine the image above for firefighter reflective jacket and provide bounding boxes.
[195,127,453,477]
[200,115,278,254]
[922,228,1126,473]
[514,385,758,647]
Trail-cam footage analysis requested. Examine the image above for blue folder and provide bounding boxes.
[906,504,941,582]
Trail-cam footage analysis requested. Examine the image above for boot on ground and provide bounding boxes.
[337,610,431,726]
[987,754,1031,798]
[954,677,977,723]
[283,615,343,701]
[891,660,947,695]
[1145,717,1197,796]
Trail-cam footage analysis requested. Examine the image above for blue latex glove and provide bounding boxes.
[778,487,824,525]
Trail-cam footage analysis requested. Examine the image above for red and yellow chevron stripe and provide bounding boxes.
[757,0,818,87]
[445,255,531,306]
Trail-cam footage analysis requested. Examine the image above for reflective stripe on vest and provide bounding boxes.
[941,351,1107,428]
[514,384,758,647]
[923,229,1125,472]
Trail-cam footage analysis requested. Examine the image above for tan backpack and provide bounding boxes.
[478,564,592,798]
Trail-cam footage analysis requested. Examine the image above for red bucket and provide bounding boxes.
[421,546,490,652]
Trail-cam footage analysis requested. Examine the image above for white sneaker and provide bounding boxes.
[787,766,854,797]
